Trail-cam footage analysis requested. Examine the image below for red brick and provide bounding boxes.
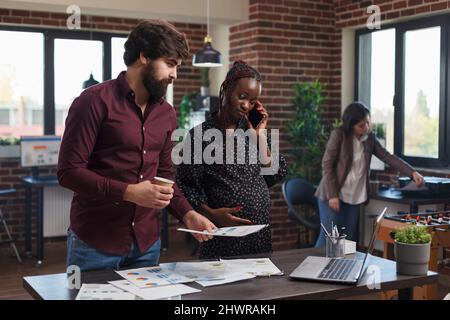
[408,0,423,6]
[11,10,30,17]
[394,0,408,9]
[430,2,448,10]
[31,11,49,18]
[415,4,431,13]
[22,18,41,25]
[50,12,67,19]
[0,9,11,16]
[2,17,22,24]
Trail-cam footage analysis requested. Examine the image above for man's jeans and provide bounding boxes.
[66,229,161,272]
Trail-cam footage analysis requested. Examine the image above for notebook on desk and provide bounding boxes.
[289,207,387,284]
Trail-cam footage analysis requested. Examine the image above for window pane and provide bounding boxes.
[404,27,440,158]
[54,39,103,136]
[111,37,127,78]
[358,29,395,154]
[0,31,44,138]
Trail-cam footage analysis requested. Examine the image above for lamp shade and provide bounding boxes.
[193,41,223,68]
[82,73,99,89]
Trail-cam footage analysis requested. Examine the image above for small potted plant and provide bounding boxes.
[394,224,432,275]
[0,136,20,158]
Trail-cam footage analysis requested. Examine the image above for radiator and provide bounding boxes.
[43,186,72,237]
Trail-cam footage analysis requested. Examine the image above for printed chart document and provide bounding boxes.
[222,258,284,276]
[195,272,255,287]
[115,266,194,288]
[177,224,268,237]
[109,280,200,300]
[75,283,135,300]
[159,261,255,287]
[160,260,227,281]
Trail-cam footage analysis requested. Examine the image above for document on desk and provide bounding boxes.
[160,261,255,286]
[196,272,256,287]
[177,224,269,237]
[115,266,194,289]
[108,280,200,300]
[222,258,284,276]
[75,283,136,300]
[160,260,227,281]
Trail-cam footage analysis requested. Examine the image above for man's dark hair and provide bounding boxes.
[123,20,189,66]
[342,101,371,135]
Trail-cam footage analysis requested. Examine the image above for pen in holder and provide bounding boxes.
[326,234,347,258]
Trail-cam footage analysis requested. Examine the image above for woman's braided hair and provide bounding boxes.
[217,60,262,129]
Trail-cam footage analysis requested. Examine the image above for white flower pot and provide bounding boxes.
[394,241,431,275]
[0,145,20,158]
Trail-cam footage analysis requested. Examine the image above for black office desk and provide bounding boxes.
[23,248,438,300]
[22,175,59,266]
[372,188,450,213]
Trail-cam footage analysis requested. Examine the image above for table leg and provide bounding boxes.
[25,185,32,258]
[36,187,44,266]
[398,287,413,300]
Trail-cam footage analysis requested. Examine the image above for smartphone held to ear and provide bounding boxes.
[248,107,264,129]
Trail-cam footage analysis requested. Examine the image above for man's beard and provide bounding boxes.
[141,62,170,104]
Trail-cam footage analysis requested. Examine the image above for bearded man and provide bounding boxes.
[58,20,216,271]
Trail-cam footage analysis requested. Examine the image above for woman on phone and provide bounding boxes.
[314,102,424,247]
[176,61,287,258]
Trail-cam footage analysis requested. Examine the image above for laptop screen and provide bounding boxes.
[356,207,387,280]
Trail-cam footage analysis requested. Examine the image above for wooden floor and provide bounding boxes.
[1,235,450,300]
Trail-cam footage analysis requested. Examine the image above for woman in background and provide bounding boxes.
[314,102,424,247]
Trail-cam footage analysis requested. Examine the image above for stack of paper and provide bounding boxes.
[177,224,269,237]
[160,257,283,287]
[110,265,200,300]
[108,280,200,300]
[75,283,136,300]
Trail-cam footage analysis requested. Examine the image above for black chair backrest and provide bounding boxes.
[282,178,320,231]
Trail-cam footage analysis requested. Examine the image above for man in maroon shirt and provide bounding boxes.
[58,20,216,271]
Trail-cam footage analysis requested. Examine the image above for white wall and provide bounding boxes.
[0,0,248,24]
[209,24,229,97]
[341,27,355,114]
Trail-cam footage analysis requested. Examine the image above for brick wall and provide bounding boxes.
[228,0,450,250]
[228,0,339,250]
[0,8,206,246]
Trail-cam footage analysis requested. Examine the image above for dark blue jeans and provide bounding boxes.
[66,229,161,271]
[315,199,361,248]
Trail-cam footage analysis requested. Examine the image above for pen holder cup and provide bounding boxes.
[326,234,347,258]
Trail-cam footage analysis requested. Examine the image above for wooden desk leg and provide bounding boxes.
[25,185,32,258]
[382,242,398,300]
[398,287,413,300]
[424,247,439,300]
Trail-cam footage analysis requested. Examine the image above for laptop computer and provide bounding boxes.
[289,207,387,284]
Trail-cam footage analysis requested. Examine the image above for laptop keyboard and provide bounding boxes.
[318,258,357,280]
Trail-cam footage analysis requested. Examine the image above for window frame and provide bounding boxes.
[355,13,450,168]
[0,24,127,135]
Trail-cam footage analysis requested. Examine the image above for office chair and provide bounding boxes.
[0,188,22,263]
[281,178,320,247]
